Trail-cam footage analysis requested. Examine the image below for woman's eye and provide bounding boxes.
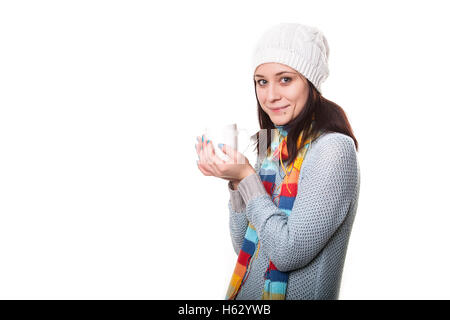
[257,79,267,86]
[281,77,291,83]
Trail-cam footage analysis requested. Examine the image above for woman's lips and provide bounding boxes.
[270,105,289,112]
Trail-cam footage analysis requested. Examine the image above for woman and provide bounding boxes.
[195,23,360,300]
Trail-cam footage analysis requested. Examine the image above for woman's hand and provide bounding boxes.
[195,134,255,182]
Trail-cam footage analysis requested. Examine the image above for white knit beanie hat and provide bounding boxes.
[252,23,330,94]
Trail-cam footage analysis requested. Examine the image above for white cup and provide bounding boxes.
[204,123,253,163]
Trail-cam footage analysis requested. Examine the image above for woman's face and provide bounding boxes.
[254,62,309,126]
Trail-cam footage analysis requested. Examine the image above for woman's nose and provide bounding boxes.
[267,84,281,101]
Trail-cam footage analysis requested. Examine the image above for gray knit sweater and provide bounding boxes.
[227,132,360,300]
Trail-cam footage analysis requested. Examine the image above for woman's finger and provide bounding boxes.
[209,141,226,165]
[196,142,205,164]
[197,136,213,174]
[196,138,207,160]
[199,138,217,175]
[201,134,209,163]
[207,141,225,176]
[202,144,219,175]
[207,141,230,177]
[204,135,214,165]
[203,138,224,164]
[199,134,208,164]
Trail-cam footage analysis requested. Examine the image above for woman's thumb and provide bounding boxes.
[219,143,242,163]
[219,143,235,156]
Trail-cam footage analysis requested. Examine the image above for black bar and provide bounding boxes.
[0,300,446,318]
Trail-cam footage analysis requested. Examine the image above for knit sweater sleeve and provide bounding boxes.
[228,155,263,255]
[236,133,359,272]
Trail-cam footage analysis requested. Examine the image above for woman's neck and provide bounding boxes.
[274,124,289,138]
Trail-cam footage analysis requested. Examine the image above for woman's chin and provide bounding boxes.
[271,118,289,126]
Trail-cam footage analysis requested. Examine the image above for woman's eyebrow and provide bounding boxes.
[254,71,297,78]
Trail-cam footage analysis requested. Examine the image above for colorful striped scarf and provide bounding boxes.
[226,121,323,300]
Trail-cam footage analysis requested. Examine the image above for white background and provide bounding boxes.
[1,0,449,299]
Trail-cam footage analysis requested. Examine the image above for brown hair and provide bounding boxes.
[253,79,358,168]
